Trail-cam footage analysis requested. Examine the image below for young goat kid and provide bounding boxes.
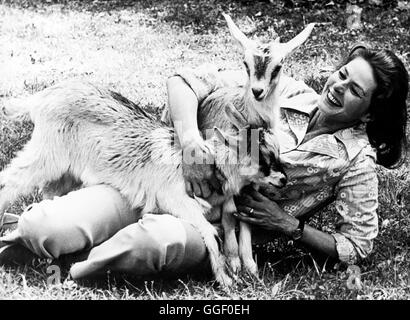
[197,14,315,275]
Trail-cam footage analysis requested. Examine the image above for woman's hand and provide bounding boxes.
[181,135,223,198]
[233,186,298,236]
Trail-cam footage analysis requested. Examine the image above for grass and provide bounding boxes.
[0,0,409,300]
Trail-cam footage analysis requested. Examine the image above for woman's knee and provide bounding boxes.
[18,202,57,240]
[16,203,68,258]
[16,185,137,258]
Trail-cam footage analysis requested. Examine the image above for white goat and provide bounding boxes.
[197,14,315,275]
[0,80,284,288]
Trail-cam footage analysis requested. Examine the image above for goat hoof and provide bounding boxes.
[243,259,258,276]
[227,256,241,274]
[216,272,233,289]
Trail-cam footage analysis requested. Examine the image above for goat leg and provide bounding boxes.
[222,198,241,274]
[164,196,233,288]
[239,221,258,276]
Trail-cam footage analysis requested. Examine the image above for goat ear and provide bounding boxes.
[225,103,249,130]
[222,13,253,49]
[214,127,231,147]
[283,23,315,55]
[214,126,241,149]
[263,130,280,157]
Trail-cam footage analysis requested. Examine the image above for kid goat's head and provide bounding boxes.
[223,13,315,104]
[213,103,287,194]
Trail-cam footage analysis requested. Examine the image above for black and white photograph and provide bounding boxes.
[0,0,409,303]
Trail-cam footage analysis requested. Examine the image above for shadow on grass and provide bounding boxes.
[0,0,348,35]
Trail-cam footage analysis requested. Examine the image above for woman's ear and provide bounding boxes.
[360,112,373,123]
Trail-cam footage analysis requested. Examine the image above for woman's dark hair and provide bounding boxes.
[340,44,409,168]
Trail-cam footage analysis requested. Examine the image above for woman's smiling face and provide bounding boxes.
[318,57,378,127]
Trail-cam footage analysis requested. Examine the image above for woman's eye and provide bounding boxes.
[338,70,346,80]
[351,87,360,97]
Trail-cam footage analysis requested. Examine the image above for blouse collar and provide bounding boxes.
[280,101,370,160]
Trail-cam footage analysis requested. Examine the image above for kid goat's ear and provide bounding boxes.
[222,13,253,49]
[214,127,231,147]
[214,127,241,149]
[224,103,249,130]
[283,23,315,56]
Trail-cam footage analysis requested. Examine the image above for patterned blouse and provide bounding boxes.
[162,64,379,264]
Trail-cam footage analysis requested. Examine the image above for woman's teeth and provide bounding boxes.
[327,91,341,107]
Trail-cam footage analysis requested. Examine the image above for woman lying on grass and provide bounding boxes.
[0,44,408,282]
[162,44,409,266]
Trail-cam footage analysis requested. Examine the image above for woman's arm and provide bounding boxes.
[233,188,339,259]
[166,76,220,198]
[165,65,248,198]
[166,76,202,149]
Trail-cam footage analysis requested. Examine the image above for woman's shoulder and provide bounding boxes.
[278,75,320,114]
[335,125,377,169]
[278,75,319,98]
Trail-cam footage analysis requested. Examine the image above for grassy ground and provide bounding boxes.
[0,0,409,300]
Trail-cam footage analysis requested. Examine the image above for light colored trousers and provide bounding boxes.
[1,185,209,279]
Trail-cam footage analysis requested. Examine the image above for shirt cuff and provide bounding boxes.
[332,233,358,264]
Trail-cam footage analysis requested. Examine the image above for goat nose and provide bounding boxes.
[280,176,287,186]
[252,88,264,100]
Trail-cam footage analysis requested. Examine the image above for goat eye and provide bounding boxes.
[270,66,282,82]
[243,61,250,75]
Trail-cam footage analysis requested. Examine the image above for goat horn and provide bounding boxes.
[284,23,315,55]
[222,13,253,49]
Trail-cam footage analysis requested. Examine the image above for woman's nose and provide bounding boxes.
[333,80,347,94]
